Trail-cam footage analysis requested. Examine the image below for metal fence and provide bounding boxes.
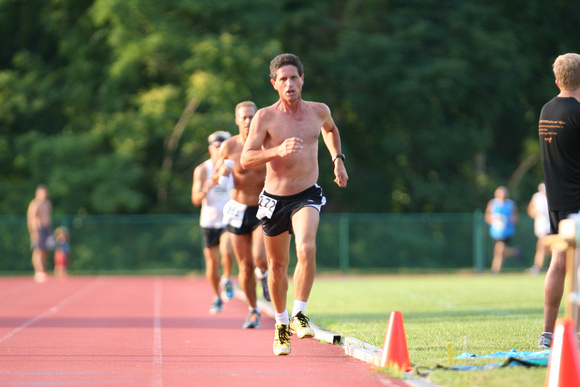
[0,212,539,274]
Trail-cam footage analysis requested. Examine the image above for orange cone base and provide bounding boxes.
[545,317,580,387]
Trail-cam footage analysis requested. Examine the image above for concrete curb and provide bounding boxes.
[344,336,382,366]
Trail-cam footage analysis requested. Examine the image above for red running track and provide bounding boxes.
[0,276,406,386]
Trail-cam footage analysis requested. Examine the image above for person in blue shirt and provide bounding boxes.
[484,186,520,274]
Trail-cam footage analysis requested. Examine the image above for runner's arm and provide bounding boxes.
[191,165,207,206]
[320,105,348,188]
[484,201,493,225]
[210,141,230,185]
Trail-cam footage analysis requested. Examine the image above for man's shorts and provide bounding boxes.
[493,236,513,245]
[549,209,580,234]
[258,184,326,237]
[31,227,54,251]
[202,227,225,248]
[225,204,262,235]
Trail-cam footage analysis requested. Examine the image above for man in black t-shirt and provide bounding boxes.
[537,53,580,349]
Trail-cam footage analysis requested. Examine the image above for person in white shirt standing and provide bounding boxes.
[527,183,550,275]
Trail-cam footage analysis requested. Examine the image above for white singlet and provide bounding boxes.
[531,191,550,238]
[199,159,233,228]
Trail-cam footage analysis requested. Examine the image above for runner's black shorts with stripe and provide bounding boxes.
[259,185,326,237]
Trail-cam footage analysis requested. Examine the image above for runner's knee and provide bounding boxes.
[295,240,316,261]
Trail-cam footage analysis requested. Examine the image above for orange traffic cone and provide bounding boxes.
[380,311,412,371]
[545,317,580,387]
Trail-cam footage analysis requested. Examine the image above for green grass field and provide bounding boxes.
[301,273,555,387]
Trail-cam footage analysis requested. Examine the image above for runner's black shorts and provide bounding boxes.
[226,205,262,235]
[259,185,326,237]
[202,227,225,248]
[549,209,580,234]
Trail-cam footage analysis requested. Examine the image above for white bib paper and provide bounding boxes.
[223,200,248,228]
[257,194,277,220]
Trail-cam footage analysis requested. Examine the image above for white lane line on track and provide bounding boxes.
[0,277,103,345]
[152,276,163,387]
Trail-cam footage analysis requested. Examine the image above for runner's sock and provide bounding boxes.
[275,309,289,325]
[292,300,307,317]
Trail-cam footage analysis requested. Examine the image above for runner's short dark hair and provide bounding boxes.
[270,53,304,80]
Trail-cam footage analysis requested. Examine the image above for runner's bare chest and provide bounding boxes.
[271,112,322,144]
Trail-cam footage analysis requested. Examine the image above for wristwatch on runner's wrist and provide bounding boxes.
[332,154,345,163]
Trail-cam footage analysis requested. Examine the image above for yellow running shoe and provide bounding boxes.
[290,311,315,338]
[273,324,291,356]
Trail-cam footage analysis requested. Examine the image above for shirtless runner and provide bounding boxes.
[212,101,269,329]
[27,185,53,283]
[241,53,348,355]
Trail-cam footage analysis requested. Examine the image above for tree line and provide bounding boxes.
[1,0,579,216]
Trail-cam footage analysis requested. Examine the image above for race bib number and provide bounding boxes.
[223,200,247,228]
[257,194,277,220]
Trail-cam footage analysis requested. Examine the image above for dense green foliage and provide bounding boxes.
[1,0,579,215]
